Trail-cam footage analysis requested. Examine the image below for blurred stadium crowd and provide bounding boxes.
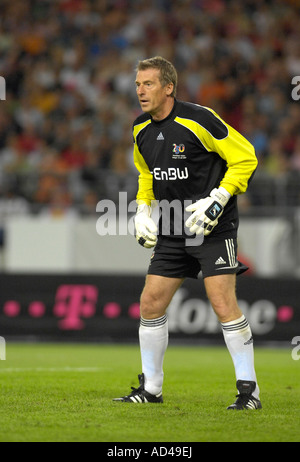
[0,0,300,226]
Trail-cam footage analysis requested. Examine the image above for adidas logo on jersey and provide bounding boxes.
[215,256,226,265]
[157,132,164,140]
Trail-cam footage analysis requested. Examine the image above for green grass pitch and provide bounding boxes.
[0,342,299,442]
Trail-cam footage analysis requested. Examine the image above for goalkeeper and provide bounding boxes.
[114,56,261,410]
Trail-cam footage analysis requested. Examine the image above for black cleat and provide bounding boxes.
[113,373,163,403]
[227,380,262,410]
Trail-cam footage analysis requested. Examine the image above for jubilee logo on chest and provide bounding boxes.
[172,143,186,159]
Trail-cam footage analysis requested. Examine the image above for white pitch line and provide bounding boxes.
[0,367,104,372]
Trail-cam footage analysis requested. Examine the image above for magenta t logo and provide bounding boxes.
[53,285,98,330]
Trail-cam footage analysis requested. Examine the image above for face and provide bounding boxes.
[135,68,174,121]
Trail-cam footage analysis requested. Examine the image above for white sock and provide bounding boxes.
[139,314,168,396]
[221,315,259,399]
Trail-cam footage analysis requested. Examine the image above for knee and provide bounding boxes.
[205,274,242,323]
[208,293,241,323]
[140,289,166,320]
[209,296,227,322]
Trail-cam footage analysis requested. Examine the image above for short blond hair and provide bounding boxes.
[136,56,177,97]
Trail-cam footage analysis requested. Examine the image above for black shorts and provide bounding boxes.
[147,237,248,279]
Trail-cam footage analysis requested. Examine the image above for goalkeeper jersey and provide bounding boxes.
[133,100,257,242]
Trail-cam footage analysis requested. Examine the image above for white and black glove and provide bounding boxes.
[185,187,231,236]
[135,203,158,248]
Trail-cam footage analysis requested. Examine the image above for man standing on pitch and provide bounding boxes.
[113,56,261,410]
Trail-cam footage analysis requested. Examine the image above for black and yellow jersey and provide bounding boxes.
[133,100,257,241]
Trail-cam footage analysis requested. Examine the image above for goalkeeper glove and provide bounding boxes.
[185,187,230,236]
[135,203,158,248]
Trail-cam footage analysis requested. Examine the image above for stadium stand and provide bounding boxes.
[0,0,300,273]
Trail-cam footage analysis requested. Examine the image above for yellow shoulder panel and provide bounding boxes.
[175,113,257,195]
